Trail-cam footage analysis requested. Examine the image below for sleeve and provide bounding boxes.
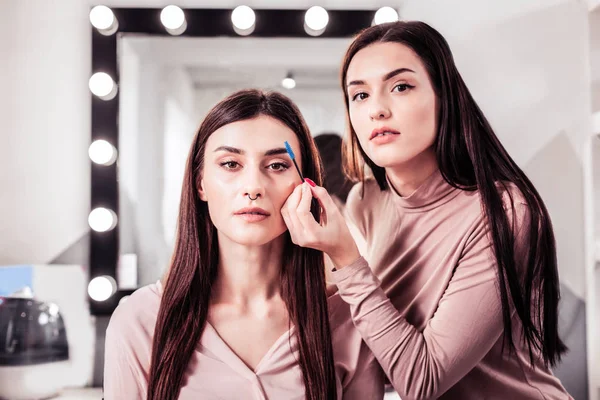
[103,307,148,400]
[331,203,530,400]
[343,182,367,239]
[342,183,368,257]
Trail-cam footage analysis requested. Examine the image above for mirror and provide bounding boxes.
[117,36,352,287]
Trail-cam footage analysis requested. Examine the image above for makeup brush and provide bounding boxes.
[284,141,321,218]
[284,141,304,181]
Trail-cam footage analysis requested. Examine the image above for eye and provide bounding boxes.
[392,83,414,93]
[267,162,290,172]
[351,92,369,102]
[220,161,240,170]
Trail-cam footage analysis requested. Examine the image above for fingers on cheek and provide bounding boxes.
[282,213,294,231]
[288,190,300,208]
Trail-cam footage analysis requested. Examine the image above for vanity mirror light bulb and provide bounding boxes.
[161,5,186,30]
[88,276,117,302]
[374,7,399,25]
[89,207,118,232]
[305,6,328,31]
[231,5,255,31]
[89,72,117,100]
[89,5,115,30]
[89,140,117,165]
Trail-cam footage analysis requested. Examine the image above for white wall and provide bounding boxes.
[587,8,600,398]
[591,9,600,238]
[0,0,90,266]
[595,136,600,240]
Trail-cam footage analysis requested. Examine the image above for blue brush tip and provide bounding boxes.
[284,141,295,159]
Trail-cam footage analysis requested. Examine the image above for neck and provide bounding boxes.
[211,233,285,308]
[386,147,438,197]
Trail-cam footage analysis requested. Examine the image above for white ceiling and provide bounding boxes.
[123,36,350,88]
[185,65,340,89]
[124,36,351,68]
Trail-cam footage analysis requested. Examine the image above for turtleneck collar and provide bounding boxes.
[385,169,461,212]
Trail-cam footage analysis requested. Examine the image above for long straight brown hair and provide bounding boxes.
[146,89,337,400]
[341,21,566,367]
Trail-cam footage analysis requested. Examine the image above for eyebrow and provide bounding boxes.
[213,146,289,157]
[346,68,416,88]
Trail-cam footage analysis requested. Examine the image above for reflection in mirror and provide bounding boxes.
[118,36,351,287]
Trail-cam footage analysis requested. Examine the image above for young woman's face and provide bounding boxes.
[346,42,438,169]
[199,115,302,247]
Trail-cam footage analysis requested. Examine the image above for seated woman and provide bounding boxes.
[103,89,384,400]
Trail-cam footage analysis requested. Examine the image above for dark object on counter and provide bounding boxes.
[0,294,69,366]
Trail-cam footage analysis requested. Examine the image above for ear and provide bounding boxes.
[198,178,208,202]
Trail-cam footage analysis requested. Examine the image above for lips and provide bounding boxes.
[370,127,400,140]
[234,207,270,216]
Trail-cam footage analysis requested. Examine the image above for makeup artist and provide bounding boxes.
[282,21,573,400]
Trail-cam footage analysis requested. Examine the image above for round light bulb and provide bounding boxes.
[160,5,185,30]
[89,140,116,165]
[231,6,255,30]
[282,77,296,89]
[88,276,117,302]
[89,5,115,30]
[88,207,117,232]
[374,7,399,25]
[305,6,329,31]
[89,72,115,98]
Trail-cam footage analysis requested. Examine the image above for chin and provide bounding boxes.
[227,228,286,247]
[368,145,425,170]
[369,152,414,169]
[240,238,277,247]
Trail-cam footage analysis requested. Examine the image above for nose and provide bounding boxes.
[245,189,262,200]
[242,167,266,200]
[368,95,391,121]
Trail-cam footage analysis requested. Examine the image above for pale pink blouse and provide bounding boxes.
[103,280,384,400]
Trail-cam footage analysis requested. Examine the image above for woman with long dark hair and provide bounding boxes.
[103,89,384,400]
[283,22,572,399]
